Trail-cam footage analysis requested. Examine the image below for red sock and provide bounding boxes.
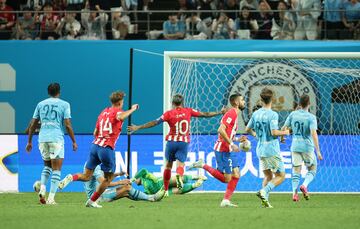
[90,191,100,202]
[163,169,171,191]
[203,164,225,183]
[72,174,79,181]
[176,166,184,176]
[224,177,239,200]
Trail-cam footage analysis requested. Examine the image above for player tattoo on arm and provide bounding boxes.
[64,119,77,151]
[25,118,39,152]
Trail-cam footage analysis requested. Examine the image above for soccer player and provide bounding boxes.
[282,94,323,201]
[190,94,247,208]
[84,165,165,203]
[132,168,206,195]
[26,83,77,205]
[245,87,289,208]
[127,94,225,195]
[59,91,139,208]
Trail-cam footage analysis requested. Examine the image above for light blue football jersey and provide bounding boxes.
[284,109,317,153]
[84,165,104,199]
[247,108,280,158]
[32,97,71,143]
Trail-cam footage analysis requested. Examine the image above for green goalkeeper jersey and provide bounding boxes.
[135,168,163,194]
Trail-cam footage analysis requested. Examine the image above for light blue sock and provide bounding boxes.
[49,170,61,199]
[265,191,269,201]
[129,187,150,201]
[303,170,316,188]
[292,173,301,194]
[40,166,52,185]
[263,182,275,194]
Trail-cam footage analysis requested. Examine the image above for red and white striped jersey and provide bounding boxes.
[214,108,238,152]
[93,107,123,149]
[160,107,201,143]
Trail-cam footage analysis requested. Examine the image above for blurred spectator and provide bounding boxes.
[112,7,130,39]
[198,0,219,20]
[0,0,15,39]
[177,0,198,22]
[163,12,185,39]
[185,14,211,39]
[81,4,108,39]
[271,0,295,39]
[56,11,81,39]
[90,0,112,39]
[224,0,239,20]
[39,2,60,39]
[22,0,48,10]
[239,0,259,12]
[342,0,360,39]
[13,7,37,39]
[322,0,344,39]
[235,6,258,39]
[293,0,321,40]
[66,0,84,21]
[212,12,235,39]
[256,0,273,39]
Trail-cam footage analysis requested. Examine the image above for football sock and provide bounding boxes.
[163,168,171,191]
[292,172,301,194]
[263,182,275,194]
[40,166,52,186]
[203,164,225,183]
[90,191,100,202]
[48,170,61,200]
[224,177,239,200]
[72,174,79,181]
[129,188,149,201]
[303,170,316,188]
[176,166,184,176]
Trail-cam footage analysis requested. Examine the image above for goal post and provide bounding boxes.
[163,51,360,193]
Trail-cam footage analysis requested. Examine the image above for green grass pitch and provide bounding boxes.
[1,193,359,229]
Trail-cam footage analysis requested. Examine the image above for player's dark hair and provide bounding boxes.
[110,91,125,104]
[260,87,273,105]
[229,94,242,106]
[172,94,184,106]
[48,83,60,97]
[299,94,310,108]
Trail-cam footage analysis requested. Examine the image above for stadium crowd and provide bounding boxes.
[0,0,359,40]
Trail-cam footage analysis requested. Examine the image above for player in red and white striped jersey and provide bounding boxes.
[128,94,225,195]
[59,91,139,208]
[190,94,247,207]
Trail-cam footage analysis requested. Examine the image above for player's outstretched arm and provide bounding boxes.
[198,107,227,118]
[311,129,323,160]
[97,177,131,187]
[64,119,77,151]
[117,104,139,121]
[271,129,290,137]
[127,119,162,133]
[218,124,240,152]
[25,118,39,152]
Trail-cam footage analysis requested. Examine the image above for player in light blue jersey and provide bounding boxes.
[245,87,289,208]
[84,165,165,203]
[283,95,323,202]
[26,83,77,205]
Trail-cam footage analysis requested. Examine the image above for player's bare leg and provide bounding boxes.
[86,172,114,208]
[59,168,94,190]
[175,160,185,190]
[300,165,316,200]
[47,158,63,204]
[190,159,226,182]
[257,170,285,208]
[292,166,301,202]
[163,160,173,196]
[221,168,240,208]
[39,160,52,204]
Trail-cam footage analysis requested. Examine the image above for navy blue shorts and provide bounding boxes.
[165,141,189,163]
[215,151,240,174]
[85,144,116,173]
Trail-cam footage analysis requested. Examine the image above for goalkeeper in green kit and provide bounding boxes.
[132,168,207,195]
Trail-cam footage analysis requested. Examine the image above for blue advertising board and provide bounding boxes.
[18,134,360,193]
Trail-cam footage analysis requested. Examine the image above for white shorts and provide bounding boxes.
[260,155,285,173]
[292,152,317,167]
[39,142,64,161]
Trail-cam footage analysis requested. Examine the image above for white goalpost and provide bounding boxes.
[163,51,360,193]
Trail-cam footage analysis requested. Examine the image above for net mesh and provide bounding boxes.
[168,55,360,192]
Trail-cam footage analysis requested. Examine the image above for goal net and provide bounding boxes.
[164,52,360,192]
